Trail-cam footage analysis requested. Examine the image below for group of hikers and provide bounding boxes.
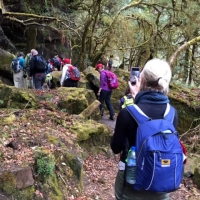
[11,49,80,90]
[11,50,186,200]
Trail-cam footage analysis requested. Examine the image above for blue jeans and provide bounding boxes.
[99,89,114,118]
[115,170,170,200]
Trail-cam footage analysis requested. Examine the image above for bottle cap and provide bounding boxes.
[131,146,136,151]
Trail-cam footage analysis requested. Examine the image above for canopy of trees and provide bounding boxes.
[1,0,200,85]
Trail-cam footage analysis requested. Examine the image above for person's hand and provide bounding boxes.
[29,76,32,80]
[128,76,140,99]
[97,91,100,96]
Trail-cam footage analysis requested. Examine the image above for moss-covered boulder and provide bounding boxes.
[70,119,111,142]
[78,73,91,89]
[114,68,130,82]
[52,71,62,87]
[79,99,101,120]
[193,165,200,189]
[54,148,84,196]
[83,66,100,88]
[0,166,34,198]
[0,114,16,125]
[57,87,96,114]
[168,83,200,135]
[111,77,128,111]
[0,48,14,73]
[0,84,38,109]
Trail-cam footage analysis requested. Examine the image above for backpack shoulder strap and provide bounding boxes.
[164,104,175,123]
[126,103,174,125]
[126,104,150,124]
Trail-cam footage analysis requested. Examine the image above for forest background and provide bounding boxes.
[1,0,200,84]
[0,0,200,199]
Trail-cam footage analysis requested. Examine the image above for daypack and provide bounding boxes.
[67,65,81,81]
[25,54,32,68]
[12,58,21,73]
[126,104,184,193]
[35,55,47,71]
[52,58,61,68]
[105,70,119,89]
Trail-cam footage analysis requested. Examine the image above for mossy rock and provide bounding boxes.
[54,147,84,195]
[12,186,35,200]
[111,77,128,111]
[193,166,200,189]
[70,119,112,142]
[114,68,130,82]
[0,171,17,195]
[78,73,91,89]
[42,175,65,200]
[51,71,62,87]
[0,48,14,72]
[169,83,200,135]
[83,66,100,88]
[0,84,37,109]
[0,114,16,125]
[57,87,96,114]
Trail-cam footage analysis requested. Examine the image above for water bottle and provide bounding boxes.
[126,146,137,184]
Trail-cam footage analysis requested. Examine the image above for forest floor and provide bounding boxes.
[74,116,200,200]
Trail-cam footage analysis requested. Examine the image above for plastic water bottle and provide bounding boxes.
[126,146,137,184]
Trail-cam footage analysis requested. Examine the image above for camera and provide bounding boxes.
[130,67,140,84]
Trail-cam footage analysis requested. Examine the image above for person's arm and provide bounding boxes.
[97,71,106,95]
[60,65,68,86]
[30,57,34,77]
[19,57,25,68]
[110,109,128,154]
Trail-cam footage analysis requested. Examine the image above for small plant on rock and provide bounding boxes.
[35,150,55,179]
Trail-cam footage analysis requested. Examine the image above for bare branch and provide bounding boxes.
[169,36,200,70]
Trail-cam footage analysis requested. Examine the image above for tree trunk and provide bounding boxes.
[79,100,101,119]
[188,44,196,85]
[25,28,37,55]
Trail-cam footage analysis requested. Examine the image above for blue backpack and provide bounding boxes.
[126,104,184,192]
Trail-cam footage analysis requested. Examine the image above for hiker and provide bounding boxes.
[96,63,115,120]
[119,86,134,110]
[11,52,28,89]
[46,59,53,74]
[24,52,34,89]
[60,58,80,87]
[52,54,62,71]
[107,55,113,71]
[30,49,47,90]
[111,58,179,200]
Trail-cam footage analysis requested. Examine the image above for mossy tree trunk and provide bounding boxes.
[25,27,37,55]
[79,0,102,71]
[188,44,196,85]
[183,49,190,84]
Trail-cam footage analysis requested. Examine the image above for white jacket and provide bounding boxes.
[60,64,72,86]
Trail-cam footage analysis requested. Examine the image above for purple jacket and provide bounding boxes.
[100,70,111,91]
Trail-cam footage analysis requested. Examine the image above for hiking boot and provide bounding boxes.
[109,115,116,121]
[101,108,104,117]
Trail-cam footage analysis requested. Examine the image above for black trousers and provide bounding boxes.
[63,79,78,87]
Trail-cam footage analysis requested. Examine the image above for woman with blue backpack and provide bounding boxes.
[111,58,185,200]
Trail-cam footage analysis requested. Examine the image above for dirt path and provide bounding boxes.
[74,116,200,200]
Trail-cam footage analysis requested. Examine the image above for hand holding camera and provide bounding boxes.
[129,67,140,98]
[130,67,140,84]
